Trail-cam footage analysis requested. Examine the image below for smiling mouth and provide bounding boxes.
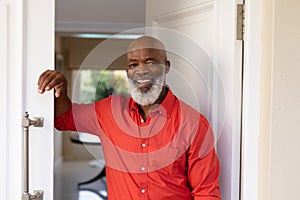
[135,79,153,90]
[136,79,151,84]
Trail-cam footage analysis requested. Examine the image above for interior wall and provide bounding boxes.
[61,37,131,70]
[260,0,300,199]
[270,0,300,199]
[60,36,103,161]
[259,0,273,199]
[57,36,131,161]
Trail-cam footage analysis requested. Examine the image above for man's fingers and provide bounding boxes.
[37,70,66,95]
[37,70,49,86]
[54,82,65,98]
[38,70,55,93]
[38,70,53,91]
[39,72,57,92]
[44,75,65,91]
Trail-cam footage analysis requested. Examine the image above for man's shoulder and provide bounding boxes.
[177,98,200,115]
[176,98,209,125]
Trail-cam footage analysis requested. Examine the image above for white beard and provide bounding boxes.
[128,75,164,106]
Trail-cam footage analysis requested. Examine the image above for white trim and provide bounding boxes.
[0,0,25,199]
[55,21,145,33]
[0,3,9,200]
[241,0,262,199]
[152,1,213,25]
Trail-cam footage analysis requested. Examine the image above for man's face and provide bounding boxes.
[126,48,170,106]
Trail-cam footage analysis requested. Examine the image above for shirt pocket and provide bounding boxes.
[148,146,184,175]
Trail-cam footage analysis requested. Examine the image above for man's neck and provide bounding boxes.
[138,86,169,121]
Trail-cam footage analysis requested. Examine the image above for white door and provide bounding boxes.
[0,0,54,199]
[146,0,243,200]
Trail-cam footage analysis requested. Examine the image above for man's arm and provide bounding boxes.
[37,70,70,118]
[38,70,104,135]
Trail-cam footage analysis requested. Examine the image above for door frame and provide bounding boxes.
[1,0,262,199]
[241,0,262,199]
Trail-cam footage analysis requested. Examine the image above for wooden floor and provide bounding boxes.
[54,161,107,200]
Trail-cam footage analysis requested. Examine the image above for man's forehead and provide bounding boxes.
[126,48,165,60]
[127,36,166,52]
[127,48,162,55]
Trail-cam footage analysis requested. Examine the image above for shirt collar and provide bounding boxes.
[128,88,177,118]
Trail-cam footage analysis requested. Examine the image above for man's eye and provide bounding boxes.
[129,63,138,68]
[145,61,155,67]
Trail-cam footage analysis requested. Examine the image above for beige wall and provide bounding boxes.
[56,36,132,161]
[260,0,300,199]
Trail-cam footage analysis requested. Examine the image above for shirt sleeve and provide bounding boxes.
[188,115,221,200]
[54,102,103,136]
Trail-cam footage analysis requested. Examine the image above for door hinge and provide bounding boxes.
[236,4,245,41]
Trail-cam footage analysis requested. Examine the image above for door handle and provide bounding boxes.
[22,190,44,200]
[22,112,44,200]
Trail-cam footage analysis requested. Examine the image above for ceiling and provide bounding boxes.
[55,0,146,33]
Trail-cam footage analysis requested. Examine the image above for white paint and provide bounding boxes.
[0,3,9,200]
[146,0,242,199]
[0,0,54,199]
[25,0,55,199]
[213,1,242,199]
[0,0,24,199]
[240,0,262,199]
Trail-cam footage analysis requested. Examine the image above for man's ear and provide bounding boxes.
[165,60,171,74]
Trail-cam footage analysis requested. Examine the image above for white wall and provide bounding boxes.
[260,0,300,199]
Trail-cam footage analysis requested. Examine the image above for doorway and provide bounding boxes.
[54,1,146,198]
[54,0,244,200]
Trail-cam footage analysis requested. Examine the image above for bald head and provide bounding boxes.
[128,36,166,51]
[127,36,167,60]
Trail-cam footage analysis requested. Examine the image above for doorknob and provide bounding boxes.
[22,112,44,200]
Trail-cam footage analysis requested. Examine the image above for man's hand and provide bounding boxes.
[38,70,67,98]
[38,70,70,118]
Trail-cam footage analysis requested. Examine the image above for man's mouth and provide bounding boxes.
[135,79,153,90]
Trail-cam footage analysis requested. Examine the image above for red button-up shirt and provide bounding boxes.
[55,90,221,200]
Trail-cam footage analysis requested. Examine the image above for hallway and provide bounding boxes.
[54,161,107,200]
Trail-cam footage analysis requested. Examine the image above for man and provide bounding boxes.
[38,36,221,199]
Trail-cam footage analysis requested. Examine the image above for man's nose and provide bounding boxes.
[136,64,150,75]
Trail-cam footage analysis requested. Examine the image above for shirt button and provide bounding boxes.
[141,166,145,171]
[141,143,146,148]
[140,119,144,123]
[141,189,146,194]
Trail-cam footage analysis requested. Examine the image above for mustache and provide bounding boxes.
[130,72,165,81]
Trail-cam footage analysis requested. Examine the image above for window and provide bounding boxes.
[71,69,130,104]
